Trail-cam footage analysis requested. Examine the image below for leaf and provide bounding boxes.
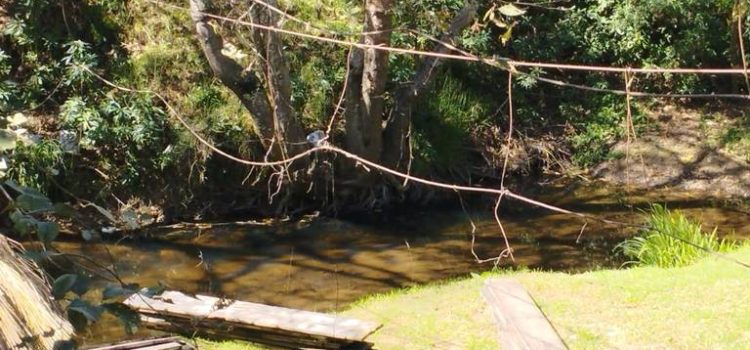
[52,340,77,350]
[102,285,135,301]
[498,4,526,17]
[102,303,139,335]
[10,210,37,236]
[53,203,75,217]
[36,221,60,245]
[71,274,92,296]
[0,129,16,151]
[68,299,103,323]
[67,307,88,331]
[501,23,517,45]
[16,193,53,212]
[4,180,24,193]
[53,274,78,299]
[21,186,46,197]
[139,285,165,298]
[2,180,47,198]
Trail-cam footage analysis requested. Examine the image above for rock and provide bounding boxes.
[58,130,79,154]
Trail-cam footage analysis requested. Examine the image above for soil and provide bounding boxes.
[592,103,750,198]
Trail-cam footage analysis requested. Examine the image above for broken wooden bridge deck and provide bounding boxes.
[123,291,381,350]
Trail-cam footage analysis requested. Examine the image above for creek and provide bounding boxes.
[58,182,749,344]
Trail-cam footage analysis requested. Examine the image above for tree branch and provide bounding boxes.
[189,0,307,159]
[249,1,308,156]
[382,0,478,168]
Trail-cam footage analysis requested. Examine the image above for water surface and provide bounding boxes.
[58,183,749,343]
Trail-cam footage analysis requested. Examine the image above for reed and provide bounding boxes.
[616,204,737,267]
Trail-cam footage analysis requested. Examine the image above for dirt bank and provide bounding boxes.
[592,103,750,198]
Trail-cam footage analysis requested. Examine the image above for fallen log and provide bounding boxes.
[123,291,381,350]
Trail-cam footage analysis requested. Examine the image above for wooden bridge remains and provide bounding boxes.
[123,291,381,350]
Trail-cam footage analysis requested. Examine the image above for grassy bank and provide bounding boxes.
[198,246,750,350]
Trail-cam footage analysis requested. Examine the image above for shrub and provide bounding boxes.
[616,204,737,268]
[7,140,65,191]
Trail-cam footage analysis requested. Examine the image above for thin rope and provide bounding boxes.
[83,67,750,270]
[153,0,750,76]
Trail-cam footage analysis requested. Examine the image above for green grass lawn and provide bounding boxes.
[197,247,750,349]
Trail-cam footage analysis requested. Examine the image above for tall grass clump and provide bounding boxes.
[616,204,737,268]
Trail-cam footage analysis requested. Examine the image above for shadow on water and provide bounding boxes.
[58,182,750,343]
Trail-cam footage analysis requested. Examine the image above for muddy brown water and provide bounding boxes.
[56,183,750,344]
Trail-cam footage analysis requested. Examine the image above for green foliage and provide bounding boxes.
[2,0,124,110]
[616,204,737,268]
[123,42,206,90]
[59,94,177,189]
[278,0,362,34]
[568,97,629,167]
[62,40,98,86]
[184,83,254,157]
[0,50,15,110]
[511,0,741,93]
[1,0,748,211]
[5,180,145,333]
[502,0,749,165]
[7,140,64,191]
[39,265,142,334]
[294,56,337,127]
[67,298,104,330]
[52,274,79,299]
[5,181,62,247]
[412,74,492,172]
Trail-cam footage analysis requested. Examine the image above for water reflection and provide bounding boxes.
[57,183,749,343]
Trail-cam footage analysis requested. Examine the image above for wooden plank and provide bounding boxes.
[124,291,380,350]
[85,336,193,350]
[139,315,368,350]
[137,343,188,350]
[481,279,567,350]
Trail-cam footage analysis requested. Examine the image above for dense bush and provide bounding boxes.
[1,0,254,207]
[1,0,748,209]
[501,0,749,166]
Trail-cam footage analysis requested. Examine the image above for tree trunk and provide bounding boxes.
[382,0,478,169]
[249,1,308,156]
[344,0,392,161]
[189,0,307,159]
